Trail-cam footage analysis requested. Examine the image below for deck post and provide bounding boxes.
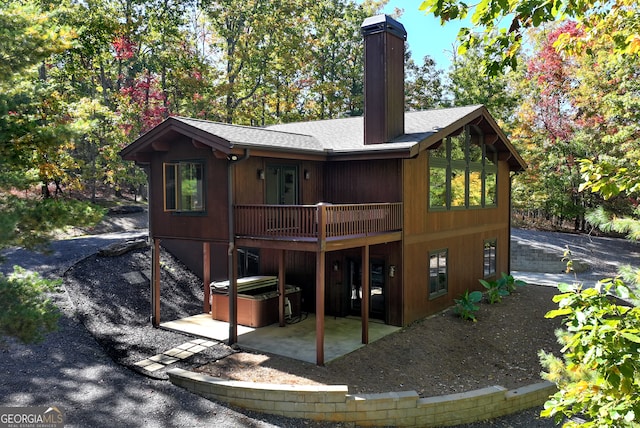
[278,249,286,327]
[361,244,370,344]
[315,250,326,366]
[203,242,211,314]
[151,238,161,327]
[228,245,238,345]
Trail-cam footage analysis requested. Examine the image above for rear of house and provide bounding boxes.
[121,14,525,364]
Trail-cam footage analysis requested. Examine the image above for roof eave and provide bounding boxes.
[120,117,233,161]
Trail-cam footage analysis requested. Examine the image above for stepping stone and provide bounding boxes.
[134,359,154,368]
[122,271,147,285]
[163,348,184,357]
[173,350,194,359]
[188,345,207,353]
[143,363,165,372]
[149,354,179,364]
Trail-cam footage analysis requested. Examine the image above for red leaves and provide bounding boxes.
[118,71,167,135]
[112,35,136,60]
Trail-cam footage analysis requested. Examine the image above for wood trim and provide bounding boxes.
[484,134,499,145]
[203,242,211,314]
[228,248,238,345]
[152,140,170,151]
[361,245,370,344]
[404,223,505,246]
[278,250,286,327]
[152,238,161,327]
[315,251,326,366]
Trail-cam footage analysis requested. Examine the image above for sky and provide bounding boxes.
[379,0,471,71]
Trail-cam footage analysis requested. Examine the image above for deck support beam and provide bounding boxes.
[315,251,326,366]
[151,238,161,327]
[203,242,211,314]
[278,249,286,327]
[361,244,370,344]
[228,245,238,345]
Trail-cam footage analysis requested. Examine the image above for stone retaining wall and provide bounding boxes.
[167,368,556,427]
[510,239,589,273]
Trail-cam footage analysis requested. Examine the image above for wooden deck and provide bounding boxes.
[234,203,403,251]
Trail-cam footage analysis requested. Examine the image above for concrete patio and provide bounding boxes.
[160,313,400,364]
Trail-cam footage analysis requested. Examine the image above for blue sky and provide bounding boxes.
[379,0,470,71]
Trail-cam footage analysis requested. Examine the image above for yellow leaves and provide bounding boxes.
[625,34,640,55]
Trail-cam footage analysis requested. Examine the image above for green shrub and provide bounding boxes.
[454,290,483,321]
[479,278,510,303]
[0,266,61,345]
[539,279,640,427]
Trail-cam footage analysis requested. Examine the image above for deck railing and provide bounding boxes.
[234,203,402,241]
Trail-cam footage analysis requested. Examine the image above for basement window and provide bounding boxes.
[164,161,205,212]
[428,249,448,299]
[483,239,497,278]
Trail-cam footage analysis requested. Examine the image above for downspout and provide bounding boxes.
[227,149,250,345]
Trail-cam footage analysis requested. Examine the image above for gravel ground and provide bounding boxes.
[5,214,632,427]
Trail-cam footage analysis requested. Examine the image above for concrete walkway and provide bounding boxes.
[161,314,400,364]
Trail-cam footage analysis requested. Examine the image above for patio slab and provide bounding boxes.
[160,313,400,364]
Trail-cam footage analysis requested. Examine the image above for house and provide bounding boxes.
[121,15,526,365]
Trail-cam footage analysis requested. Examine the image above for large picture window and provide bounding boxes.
[428,125,498,210]
[429,249,448,299]
[164,161,205,212]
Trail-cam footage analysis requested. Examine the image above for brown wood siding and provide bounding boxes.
[234,158,323,205]
[150,136,229,242]
[323,159,401,203]
[401,153,512,325]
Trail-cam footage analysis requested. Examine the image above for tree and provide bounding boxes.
[0,267,61,345]
[446,43,519,124]
[508,22,593,229]
[540,280,640,427]
[0,1,102,345]
[419,0,640,75]
[405,54,446,110]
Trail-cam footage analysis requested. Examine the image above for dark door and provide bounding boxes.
[266,165,298,205]
[347,258,386,321]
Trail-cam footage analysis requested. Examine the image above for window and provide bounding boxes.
[429,249,448,298]
[428,125,498,210]
[164,161,205,212]
[238,247,260,278]
[483,239,497,278]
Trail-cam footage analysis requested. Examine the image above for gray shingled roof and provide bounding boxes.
[172,117,323,152]
[123,104,527,169]
[265,105,482,153]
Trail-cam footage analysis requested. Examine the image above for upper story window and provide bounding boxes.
[163,161,205,212]
[428,125,498,210]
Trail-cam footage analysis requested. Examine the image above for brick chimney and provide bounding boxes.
[361,15,407,145]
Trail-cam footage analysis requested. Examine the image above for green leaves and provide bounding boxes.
[540,278,640,426]
[0,266,61,345]
[454,289,483,321]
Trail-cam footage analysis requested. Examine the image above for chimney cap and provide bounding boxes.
[361,14,407,40]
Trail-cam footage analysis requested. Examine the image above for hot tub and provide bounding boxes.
[210,276,301,327]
